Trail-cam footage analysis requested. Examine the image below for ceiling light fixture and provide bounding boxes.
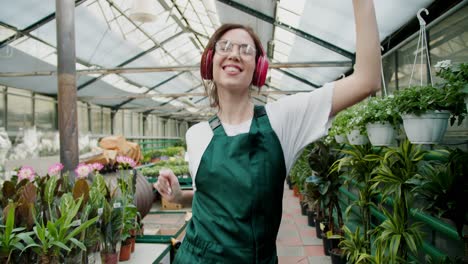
[129,0,157,23]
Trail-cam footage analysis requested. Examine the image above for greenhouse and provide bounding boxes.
[0,0,466,263]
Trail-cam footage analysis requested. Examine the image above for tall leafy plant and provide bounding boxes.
[331,144,383,252]
[371,140,426,262]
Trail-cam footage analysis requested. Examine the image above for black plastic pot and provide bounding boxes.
[315,219,328,239]
[330,249,347,264]
[300,201,308,216]
[322,236,331,256]
[307,210,316,227]
[286,177,293,190]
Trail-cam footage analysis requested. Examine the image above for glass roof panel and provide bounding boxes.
[0,26,16,42]
[0,0,55,30]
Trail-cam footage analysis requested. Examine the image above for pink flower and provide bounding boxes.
[90,162,104,172]
[75,163,91,179]
[116,156,136,168]
[48,163,64,176]
[18,166,36,182]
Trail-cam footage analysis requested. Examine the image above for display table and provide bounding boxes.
[120,243,171,264]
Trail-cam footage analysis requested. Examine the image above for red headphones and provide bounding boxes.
[200,43,269,87]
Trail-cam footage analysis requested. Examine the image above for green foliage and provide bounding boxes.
[141,158,189,177]
[0,202,34,262]
[329,108,353,137]
[370,140,426,262]
[394,84,466,125]
[100,198,124,253]
[361,96,402,127]
[338,226,370,264]
[27,195,99,258]
[290,145,313,194]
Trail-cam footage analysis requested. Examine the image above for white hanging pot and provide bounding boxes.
[366,122,396,146]
[401,110,450,144]
[334,134,348,144]
[346,129,369,145]
[129,0,157,23]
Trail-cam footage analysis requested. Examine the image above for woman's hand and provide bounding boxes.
[153,168,182,203]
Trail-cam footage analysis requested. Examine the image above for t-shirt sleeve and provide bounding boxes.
[265,82,334,173]
[185,121,213,191]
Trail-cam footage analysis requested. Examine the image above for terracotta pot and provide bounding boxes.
[103,170,154,218]
[101,252,119,264]
[293,186,299,197]
[119,241,132,261]
[129,237,136,253]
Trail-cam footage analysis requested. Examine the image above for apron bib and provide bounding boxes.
[174,106,286,264]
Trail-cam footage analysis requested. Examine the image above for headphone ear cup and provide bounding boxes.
[200,49,213,80]
[253,55,269,87]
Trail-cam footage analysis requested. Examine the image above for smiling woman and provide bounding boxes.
[153,1,381,263]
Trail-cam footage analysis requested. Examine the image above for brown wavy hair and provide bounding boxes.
[201,24,263,108]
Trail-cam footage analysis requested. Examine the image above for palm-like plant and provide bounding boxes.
[339,225,370,264]
[331,144,382,249]
[371,140,426,262]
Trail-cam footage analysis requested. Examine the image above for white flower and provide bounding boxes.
[435,60,451,70]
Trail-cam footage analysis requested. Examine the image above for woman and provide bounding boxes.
[154,0,381,263]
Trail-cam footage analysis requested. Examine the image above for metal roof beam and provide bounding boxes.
[1,61,351,77]
[77,30,184,91]
[113,71,186,109]
[275,68,319,88]
[216,0,354,60]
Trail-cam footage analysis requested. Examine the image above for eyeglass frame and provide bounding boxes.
[214,39,257,59]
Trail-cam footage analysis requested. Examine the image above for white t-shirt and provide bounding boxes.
[186,82,335,190]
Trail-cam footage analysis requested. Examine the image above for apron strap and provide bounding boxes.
[208,105,266,131]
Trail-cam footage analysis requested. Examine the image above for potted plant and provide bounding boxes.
[434,60,467,114]
[338,226,369,264]
[344,103,369,145]
[0,202,35,263]
[394,61,466,144]
[331,144,383,255]
[370,140,426,262]
[329,110,351,144]
[361,96,401,146]
[305,141,344,254]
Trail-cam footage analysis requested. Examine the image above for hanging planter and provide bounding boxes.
[334,134,348,144]
[346,129,368,145]
[366,122,396,146]
[401,110,450,144]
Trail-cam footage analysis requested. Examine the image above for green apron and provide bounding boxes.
[174,105,286,264]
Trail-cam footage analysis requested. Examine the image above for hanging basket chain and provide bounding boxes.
[408,8,434,88]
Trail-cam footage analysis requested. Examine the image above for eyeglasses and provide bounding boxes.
[215,40,256,58]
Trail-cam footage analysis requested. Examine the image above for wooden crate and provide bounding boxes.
[161,197,182,210]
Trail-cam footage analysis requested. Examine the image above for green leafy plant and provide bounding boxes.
[27,194,99,262]
[0,202,35,263]
[305,141,343,234]
[331,144,382,251]
[394,84,465,125]
[371,140,426,262]
[361,96,402,127]
[338,226,370,264]
[329,108,353,138]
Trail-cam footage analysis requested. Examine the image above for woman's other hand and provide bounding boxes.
[153,168,182,203]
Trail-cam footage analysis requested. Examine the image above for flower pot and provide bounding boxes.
[119,241,132,261]
[322,236,331,256]
[401,111,450,144]
[366,122,396,146]
[307,210,316,227]
[129,236,136,253]
[346,129,368,145]
[316,219,329,239]
[293,185,299,197]
[101,252,119,264]
[300,201,308,216]
[334,134,348,144]
[330,248,347,264]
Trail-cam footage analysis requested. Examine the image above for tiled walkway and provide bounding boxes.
[277,184,330,264]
